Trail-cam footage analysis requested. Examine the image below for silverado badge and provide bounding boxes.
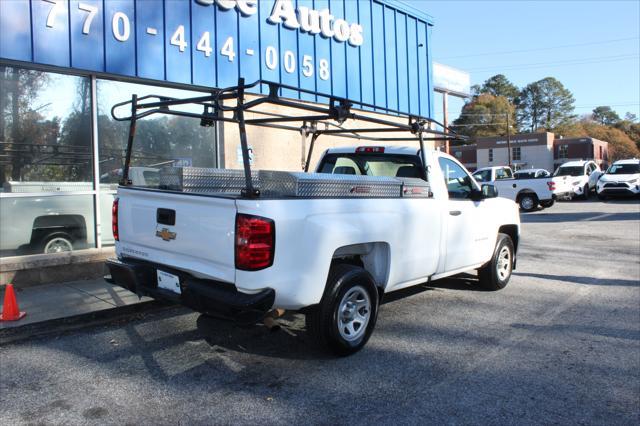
[156,228,176,241]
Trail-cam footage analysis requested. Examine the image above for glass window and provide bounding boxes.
[0,194,95,256]
[0,66,92,190]
[495,168,513,180]
[96,79,217,189]
[558,144,568,159]
[512,146,521,161]
[438,157,475,199]
[318,154,424,179]
[472,169,492,183]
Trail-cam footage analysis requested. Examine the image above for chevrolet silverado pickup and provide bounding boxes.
[105,79,522,355]
[472,166,555,211]
[107,146,520,355]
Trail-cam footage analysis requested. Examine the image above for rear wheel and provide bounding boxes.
[40,233,73,254]
[306,264,379,356]
[478,233,514,291]
[518,193,538,212]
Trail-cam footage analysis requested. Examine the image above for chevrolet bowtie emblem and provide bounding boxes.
[156,228,176,241]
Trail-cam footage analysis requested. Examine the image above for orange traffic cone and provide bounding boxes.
[0,283,26,321]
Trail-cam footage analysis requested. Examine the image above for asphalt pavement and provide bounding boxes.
[1,198,638,425]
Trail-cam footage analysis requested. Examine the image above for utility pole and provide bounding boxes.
[506,112,512,169]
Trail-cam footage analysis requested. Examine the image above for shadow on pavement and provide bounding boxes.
[514,271,639,287]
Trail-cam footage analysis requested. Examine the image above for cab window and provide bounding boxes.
[495,168,512,179]
[438,157,475,199]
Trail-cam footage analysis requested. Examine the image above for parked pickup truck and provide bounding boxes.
[472,166,555,212]
[107,146,520,355]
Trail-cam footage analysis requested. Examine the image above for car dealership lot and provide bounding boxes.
[1,199,639,425]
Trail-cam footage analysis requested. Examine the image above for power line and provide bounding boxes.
[435,36,639,60]
[468,54,638,72]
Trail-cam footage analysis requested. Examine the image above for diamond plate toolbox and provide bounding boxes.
[158,167,430,198]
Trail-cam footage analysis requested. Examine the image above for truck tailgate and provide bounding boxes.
[115,188,237,284]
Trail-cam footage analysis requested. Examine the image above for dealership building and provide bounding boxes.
[451,132,609,173]
[0,0,439,284]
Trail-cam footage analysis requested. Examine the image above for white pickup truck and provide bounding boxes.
[472,166,555,212]
[107,146,520,355]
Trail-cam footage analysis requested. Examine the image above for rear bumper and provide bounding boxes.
[105,257,275,323]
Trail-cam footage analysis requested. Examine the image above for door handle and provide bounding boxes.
[449,210,462,216]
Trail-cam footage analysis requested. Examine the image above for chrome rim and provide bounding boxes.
[337,285,371,342]
[521,196,534,210]
[496,246,512,281]
[44,237,73,254]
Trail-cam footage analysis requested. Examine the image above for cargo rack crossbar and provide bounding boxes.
[111,78,467,198]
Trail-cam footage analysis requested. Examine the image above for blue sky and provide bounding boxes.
[409,0,640,126]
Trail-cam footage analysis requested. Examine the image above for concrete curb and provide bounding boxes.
[0,300,173,346]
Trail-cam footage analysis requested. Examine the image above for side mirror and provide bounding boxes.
[482,184,498,198]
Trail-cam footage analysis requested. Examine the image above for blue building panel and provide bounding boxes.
[0,0,32,62]
[216,7,239,88]
[1,0,435,119]
[32,0,70,67]
[69,0,104,71]
[406,16,419,115]
[344,0,361,103]
[383,6,397,112]
[164,0,191,85]
[136,4,164,81]
[296,0,316,102]
[358,0,374,108]
[329,0,347,99]
[190,1,216,87]
[395,12,409,114]
[417,21,429,117]
[104,0,136,76]
[371,2,386,110]
[237,2,260,86]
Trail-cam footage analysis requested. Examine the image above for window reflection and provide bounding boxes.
[0,66,92,190]
[96,79,217,187]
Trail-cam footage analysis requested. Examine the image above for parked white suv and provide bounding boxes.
[552,160,602,200]
[596,159,640,199]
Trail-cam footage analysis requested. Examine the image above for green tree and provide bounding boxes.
[591,106,620,126]
[613,112,640,151]
[517,77,575,132]
[472,74,520,104]
[452,94,515,139]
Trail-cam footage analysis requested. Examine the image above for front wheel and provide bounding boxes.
[582,184,590,200]
[478,233,514,291]
[518,193,538,212]
[305,264,379,356]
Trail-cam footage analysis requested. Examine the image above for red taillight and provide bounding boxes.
[356,146,385,153]
[547,181,555,191]
[235,214,275,271]
[112,198,119,241]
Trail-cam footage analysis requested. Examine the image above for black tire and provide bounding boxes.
[478,233,514,291]
[582,184,590,200]
[540,199,555,208]
[39,232,74,254]
[305,264,379,356]
[518,193,538,212]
